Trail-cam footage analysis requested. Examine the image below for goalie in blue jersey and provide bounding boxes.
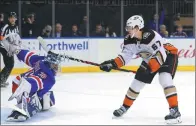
[1,34,62,122]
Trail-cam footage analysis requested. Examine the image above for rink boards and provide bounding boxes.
[0,38,195,74]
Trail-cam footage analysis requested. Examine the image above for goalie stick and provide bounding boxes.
[37,36,136,73]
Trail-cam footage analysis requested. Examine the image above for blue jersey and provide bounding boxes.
[16,50,56,98]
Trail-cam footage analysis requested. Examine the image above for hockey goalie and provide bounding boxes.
[1,34,62,122]
[99,15,181,124]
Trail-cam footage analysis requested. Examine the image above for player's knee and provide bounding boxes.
[130,79,145,93]
[40,91,55,111]
[159,72,173,88]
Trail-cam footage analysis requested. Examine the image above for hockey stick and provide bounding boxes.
[37,36,136,73]
[61,55,136,73]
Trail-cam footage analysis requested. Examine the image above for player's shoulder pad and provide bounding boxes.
[141,28,155,44]
[123,34,137,45]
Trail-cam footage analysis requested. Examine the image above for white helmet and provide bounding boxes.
[126,15,144,31]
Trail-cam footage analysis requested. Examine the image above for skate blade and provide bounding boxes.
[165,117,182,124]
[6,116,27,122]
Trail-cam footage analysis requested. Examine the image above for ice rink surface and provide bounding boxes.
[1,72,195,125]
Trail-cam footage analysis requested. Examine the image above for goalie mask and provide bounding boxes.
[44,52,62,73]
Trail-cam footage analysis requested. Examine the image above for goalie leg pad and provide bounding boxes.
[12,75,22,93]
[7,92,42,122]
[8,77,32,102]
[18,92,42,118]
[40,91,55,110]
[27,93,43,117]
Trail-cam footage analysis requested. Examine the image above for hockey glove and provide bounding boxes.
[140,61,152,73]
[100,59,118,72]
[1,33,22,56]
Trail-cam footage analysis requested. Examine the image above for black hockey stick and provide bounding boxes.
[37,36,136,73]
[60,54,136,73]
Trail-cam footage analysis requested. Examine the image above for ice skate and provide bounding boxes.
[6,110,28,122]
[113,106,128,117]
[165,106,182,124]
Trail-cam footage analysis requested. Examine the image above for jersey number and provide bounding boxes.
[151,41,161,51]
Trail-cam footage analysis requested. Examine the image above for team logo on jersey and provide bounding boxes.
[143,32,151,39]
[137,52,152,58]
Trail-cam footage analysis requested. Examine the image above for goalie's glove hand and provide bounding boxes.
[100,59,118,72]
[1,35,22,57]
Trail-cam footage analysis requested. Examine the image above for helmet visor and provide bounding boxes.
[125,26,134,31]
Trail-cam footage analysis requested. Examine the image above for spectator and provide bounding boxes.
[91,24,105,37]
[68,24,83,37]
[171,25,188,37]
[80,16,91,36]
[22,13,36,37]
[0,12,5,30]
[105,26,117,37]
[41,25,52,38]
[159,25,168,37]
[147,10,164,31]
[55,23,63,38]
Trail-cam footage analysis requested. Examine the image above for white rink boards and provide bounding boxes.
[1,72,195,125]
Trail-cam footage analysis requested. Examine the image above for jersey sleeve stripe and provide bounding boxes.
[25,52,35,66]
[114,57,124,68]
[118,55,125,65]
[29,75,43,90]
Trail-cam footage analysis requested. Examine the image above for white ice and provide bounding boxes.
[1,72,195,125]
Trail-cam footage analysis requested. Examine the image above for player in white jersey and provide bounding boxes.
[99,15,181,124]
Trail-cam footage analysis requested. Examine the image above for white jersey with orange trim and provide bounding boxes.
[115,28,168,73]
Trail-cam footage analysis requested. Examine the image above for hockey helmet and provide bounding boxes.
[44,52,62,72]
[125,15,144,31]
[8,12,17,19]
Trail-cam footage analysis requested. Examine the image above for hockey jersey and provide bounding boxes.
[16,50,56,98]
[114,28,178,73]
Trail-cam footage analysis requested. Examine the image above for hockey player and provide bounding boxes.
[99,15,181,124]
[1,34,61,122]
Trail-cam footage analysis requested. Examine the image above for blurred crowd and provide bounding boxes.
[0,12,117,38]
[0,12,191,38]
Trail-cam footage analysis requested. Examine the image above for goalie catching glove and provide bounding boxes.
[1,33,22,56]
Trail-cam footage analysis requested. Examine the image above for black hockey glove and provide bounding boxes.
[140,61,151,73]
[100,59,118,72]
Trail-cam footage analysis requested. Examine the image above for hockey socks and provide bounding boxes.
[164,85,178,108]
